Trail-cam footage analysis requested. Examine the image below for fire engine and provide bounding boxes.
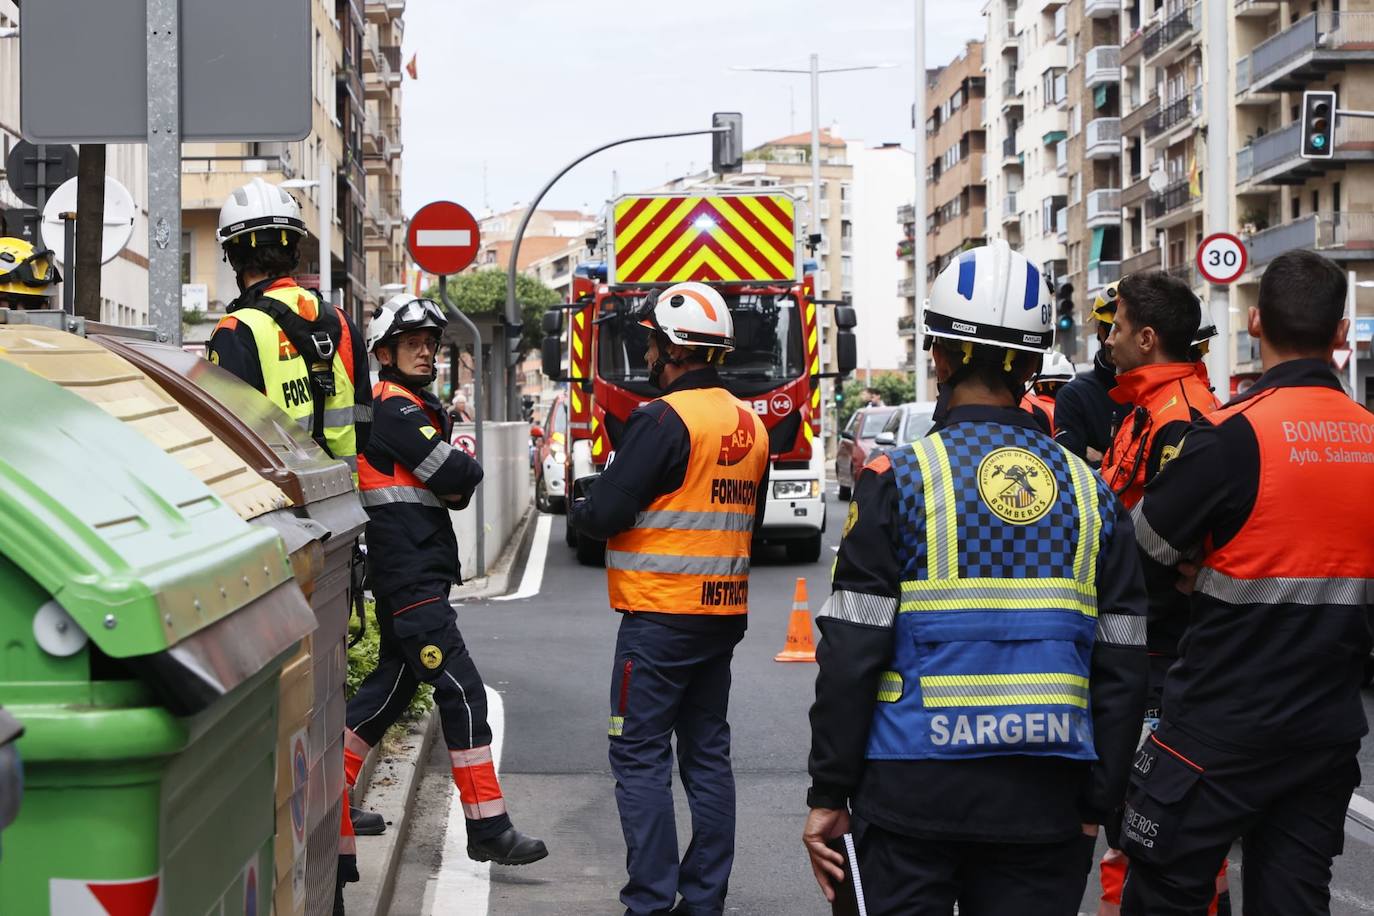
[539,190,857,565]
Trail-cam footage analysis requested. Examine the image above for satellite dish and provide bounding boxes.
[40,175,136,266]
[1147,169,1168,194]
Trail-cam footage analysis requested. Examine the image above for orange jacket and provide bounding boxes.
[1101,363,1218,508]
[606,387,769,615]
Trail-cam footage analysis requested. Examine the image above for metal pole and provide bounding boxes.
[504,127,729,412]
[146,0,182,344]
[1204,0,1230,390]
[1349,270,1358,399]
[34,145,47,237]
[61,213,76,315]
[318,146,333,304]
[438,277,485,579]
[913,0,928,401]
[810,53,822,248]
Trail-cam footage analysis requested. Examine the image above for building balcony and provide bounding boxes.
[1163,263,1198,289]
[1146,178,1198,221]
[364,0,389,22]
[1247,212,1374,267]
[364,71,388,101]
[1249,12,1374,94]
[1002,77,1023,110]
[1086,188,1121,228]
[1056,138,1069,177]
[1123,95,1158,135]
[1085,118,1121,159]
[1237,119,1374,187]
[1121,246,1162,275]
[1085,0,1119,18]
[1002,136,1023,168]
[1142,2,1200,66]
[1234,0,1279,18]
[1144,92,1197,141]
[1088,260,1121,291]
[1085,46,1121,89]
[898,276,916,297]
[1039,0,1064,11]
[1121,174,1151,209]
[897,203,916,224]
[1056,206,1068,243]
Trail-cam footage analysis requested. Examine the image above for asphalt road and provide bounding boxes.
[394,492,1374,916]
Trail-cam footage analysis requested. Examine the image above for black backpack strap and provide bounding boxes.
[231,281,343,453]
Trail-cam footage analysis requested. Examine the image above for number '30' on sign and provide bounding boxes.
[1196,233,1248,285]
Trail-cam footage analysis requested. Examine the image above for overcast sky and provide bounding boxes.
[399,1,985,218]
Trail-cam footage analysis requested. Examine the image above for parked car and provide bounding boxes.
[532,391,569,513]
[835,405,898,500]
[868,402,940,462]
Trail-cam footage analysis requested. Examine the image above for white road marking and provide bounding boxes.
[427,686,504,914]
[493,514,551,601]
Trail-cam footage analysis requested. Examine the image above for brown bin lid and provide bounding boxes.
[93,334,355,508]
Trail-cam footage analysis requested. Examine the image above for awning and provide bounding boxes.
[1094,84,1110,110]
[1090,227,1106,263]
[1043,129,1067,147]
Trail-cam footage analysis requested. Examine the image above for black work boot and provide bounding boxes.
[466,826,549,865]
[350,805,386,836]
[333,879,346,916]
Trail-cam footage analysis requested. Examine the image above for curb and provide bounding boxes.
[347,708,440,916]
[451,504,539,603]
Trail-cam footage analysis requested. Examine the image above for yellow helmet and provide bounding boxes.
[0,237,60,307]
[1089,281,1119,324]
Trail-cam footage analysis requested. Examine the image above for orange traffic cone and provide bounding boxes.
[774,577,817,663]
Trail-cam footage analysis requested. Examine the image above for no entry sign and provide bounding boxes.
[1196,232,1248,285]
[407,201,481,275]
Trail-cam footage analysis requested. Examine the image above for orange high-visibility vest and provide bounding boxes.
[356,381,445,509]
[606,387,769,615]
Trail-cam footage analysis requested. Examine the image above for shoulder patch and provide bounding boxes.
[842,500,859,538]
[418,425,438,440]
[1159,437,1183,471]
[214,315,239,332]
[864,454,892,475]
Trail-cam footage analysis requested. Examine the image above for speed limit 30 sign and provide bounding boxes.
[1196,232,1248,285]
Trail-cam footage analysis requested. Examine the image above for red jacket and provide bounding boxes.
[1100,363,1219,508]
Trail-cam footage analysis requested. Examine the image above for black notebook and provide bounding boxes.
[824,832,869,916]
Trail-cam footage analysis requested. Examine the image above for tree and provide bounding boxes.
[839,372,915,427]
[426,269,560,352]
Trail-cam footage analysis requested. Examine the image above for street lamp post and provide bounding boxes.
[914,0,928,401]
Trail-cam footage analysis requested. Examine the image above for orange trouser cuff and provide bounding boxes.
[451,746,507,820]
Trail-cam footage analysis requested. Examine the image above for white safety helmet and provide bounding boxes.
[366,294,448,355]
[923,240,1054,354]
[217,177,307,245]
[1039,351,1076,384]
[637,281,734,352]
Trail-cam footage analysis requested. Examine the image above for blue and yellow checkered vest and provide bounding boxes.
[866,421,1114,762]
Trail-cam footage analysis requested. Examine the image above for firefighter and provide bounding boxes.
[1100,271,1216,512]
[1093,273,1224,914]
[1054,284,1129,462]
[1022,350,1076,432]
[1120,251,1374,914]
[1190,319,1218,392]
[338,295,546,911]
[804,241,1148,915]
[0,237,60,309]
[568,281,770,916]
[207,177,371,465]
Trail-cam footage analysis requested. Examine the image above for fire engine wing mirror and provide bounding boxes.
[833,305,857,330]
[542,310,564,335]
[835,330,857,376]
[541,336,566,381]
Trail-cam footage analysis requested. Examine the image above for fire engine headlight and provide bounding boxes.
[774,479,820,499]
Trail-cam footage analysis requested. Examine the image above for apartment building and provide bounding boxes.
[363,0,409,303]
[1058,0,1125,362]
[181,0,404,343]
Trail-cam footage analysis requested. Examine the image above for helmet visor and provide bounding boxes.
[393,298,446,330]
[0,248,60,288]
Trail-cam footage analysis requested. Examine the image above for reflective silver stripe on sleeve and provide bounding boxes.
[633,509,755,532]
[1131,502,1185,566]
[1095,612,1146,647]
[413,440,455,483]
[818,589,898,628]
[359,486,445,509]
[604,551,751,576]
[1196,570,1374,607]
[322,406,360,428]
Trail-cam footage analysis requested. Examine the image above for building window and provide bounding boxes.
[181,231,192,284]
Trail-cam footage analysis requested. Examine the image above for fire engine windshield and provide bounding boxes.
[598,292,805,397]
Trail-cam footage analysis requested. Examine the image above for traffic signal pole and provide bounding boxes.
[1204,0,1231,391]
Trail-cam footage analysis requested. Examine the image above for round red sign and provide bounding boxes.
[407,201,481,276]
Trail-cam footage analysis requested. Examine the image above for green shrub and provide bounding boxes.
[346,600,434,724]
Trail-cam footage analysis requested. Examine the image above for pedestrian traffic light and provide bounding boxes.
[712,112,743,174]
[1300,90,1336,160]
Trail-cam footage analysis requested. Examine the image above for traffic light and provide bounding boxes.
[712,112,743,174]
[506,321,526,367]
[1055,281,1075,333]
[1300,90,1336,160]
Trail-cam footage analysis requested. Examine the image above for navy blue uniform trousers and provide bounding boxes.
[609,613,744,916]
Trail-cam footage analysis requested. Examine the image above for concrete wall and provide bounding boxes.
[450,421,531,578]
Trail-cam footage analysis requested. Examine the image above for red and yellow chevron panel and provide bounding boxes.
[610,194,798,285]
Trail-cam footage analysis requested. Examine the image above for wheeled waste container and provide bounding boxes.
[0,707,21,858]
[95,333,368,916]
[0,359,315,913]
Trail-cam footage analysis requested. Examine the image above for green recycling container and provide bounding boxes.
[0,360,315,915]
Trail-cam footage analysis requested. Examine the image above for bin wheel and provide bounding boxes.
[786,532,823,564]
[536,477,550,513]
[576,535,606,567]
